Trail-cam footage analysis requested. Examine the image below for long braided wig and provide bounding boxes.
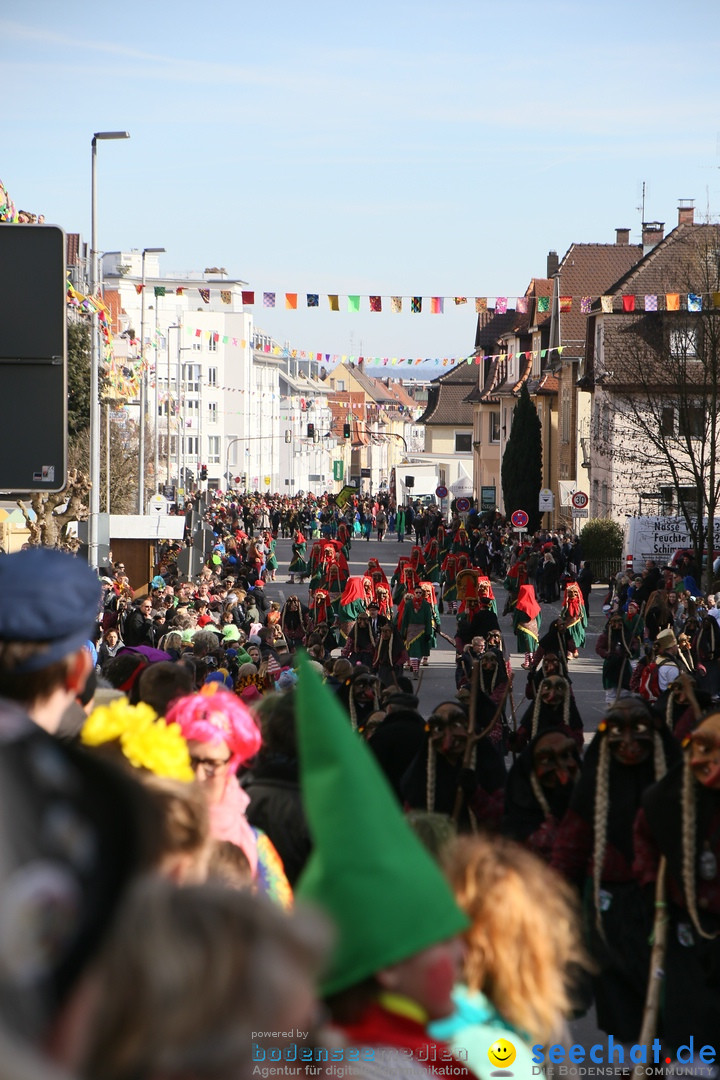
[531,678,571,740]
[680,755,720,941]
[592,729,668,935]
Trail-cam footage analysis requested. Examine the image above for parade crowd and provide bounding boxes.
[1,487,719,1080]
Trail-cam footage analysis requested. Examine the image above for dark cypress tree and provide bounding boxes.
[501,383,543,531]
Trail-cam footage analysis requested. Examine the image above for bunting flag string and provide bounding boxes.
[179,324,567,369]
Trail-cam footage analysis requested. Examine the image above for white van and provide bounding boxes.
[623,515,720,574]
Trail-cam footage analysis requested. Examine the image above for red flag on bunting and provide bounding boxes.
[241,291,255,305]
[559,296,572,313]
[622,295,636,312]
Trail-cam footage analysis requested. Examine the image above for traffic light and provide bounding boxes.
[343,423,351,439]
[241,474,247,486]
[307,423,315,439]
[200,465,208,481]
[284,429,292,444]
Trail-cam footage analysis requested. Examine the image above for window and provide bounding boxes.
[670,324,699,358]
[335,380,345,391]
[208,336,217,352]
[182,436,199,457]
[678,406,705,439]
[661,486,697,515]
[158,435,178,459]
[207,436,220,463]
[192,340,202,352]
[455,432,472,453]
[489,412,501,443]
[207,367,218,387]
[183,364,200,391]
[208,402,218,424]
[661,407,675,436]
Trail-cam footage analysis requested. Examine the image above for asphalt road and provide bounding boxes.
[264,533,609,736]
[264,534,667,1063]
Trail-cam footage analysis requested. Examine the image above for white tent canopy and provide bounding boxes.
[450,468,473,497]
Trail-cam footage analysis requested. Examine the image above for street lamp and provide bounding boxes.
[89,130,129,567]
[137,246,165,513]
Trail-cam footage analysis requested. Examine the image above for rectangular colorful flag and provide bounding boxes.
[213,332,219,343]
[391,296,402,313]
[516,297,528,314]
[369,296,382,312]
[198,289,210,304]
[154,286,166,297]
[176,287,184,296]
[454,297,468,305]
[285,293,298,309]
[666,293,680,311]
[559,296,572,313]
[688,293,702,312]
[220,290,231,304]
[644,295,658,311]
[195,328,201,337]
[580,297,592,314]
[328,295,339,311]
[600,295,613,313]
[411,297,422,313]
[348,295,360,313]
[537,296,549,313]
[431,297,444,314]
[475,297,487,312]
[241,291,255,305]
[495,297,507,314]
[263,292,275,308]
[622,295,636,312]
[307,294,319,308]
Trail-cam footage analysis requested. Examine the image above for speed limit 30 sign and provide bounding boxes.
[571,491,589,510]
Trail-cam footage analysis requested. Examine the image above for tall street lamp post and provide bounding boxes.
[89,130,129,567]
[137,246,165,513]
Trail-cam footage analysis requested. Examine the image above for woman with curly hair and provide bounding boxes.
[430,834,590,1078]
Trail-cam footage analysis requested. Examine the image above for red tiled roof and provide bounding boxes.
[594,222,720,300]
[556,242,643,358]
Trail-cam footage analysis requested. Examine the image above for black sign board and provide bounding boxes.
[0,225,67,492]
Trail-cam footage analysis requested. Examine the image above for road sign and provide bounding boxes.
[436,485,448,499]
[511,509,529,529]
[456,497,471,513]
[571,490,589,510]
[148,494,166,515]
[539,488,554,512]
[572,508,589,518]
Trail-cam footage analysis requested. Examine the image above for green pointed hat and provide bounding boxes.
[295,655,468,997]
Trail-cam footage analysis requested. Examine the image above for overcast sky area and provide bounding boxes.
[3,0,719,369]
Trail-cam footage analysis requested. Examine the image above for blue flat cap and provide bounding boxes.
[0,548,101,672]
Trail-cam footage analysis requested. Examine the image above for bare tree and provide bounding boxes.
[594,226,720,589]
[16,468,90,550]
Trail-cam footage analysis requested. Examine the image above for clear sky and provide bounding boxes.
[3,0,719,369]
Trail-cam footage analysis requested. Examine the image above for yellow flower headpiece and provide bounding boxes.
[82,698,194,781]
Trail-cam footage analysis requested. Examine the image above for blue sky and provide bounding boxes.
[3,0,720,367]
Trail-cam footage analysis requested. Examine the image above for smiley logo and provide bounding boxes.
[488,1040,516,1070]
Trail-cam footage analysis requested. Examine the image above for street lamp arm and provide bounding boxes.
[353,423,407,451]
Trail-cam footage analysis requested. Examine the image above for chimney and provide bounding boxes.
[547,250,559,277]
[642,221,665,254]
[678,199,695,226]
[615,227,630,245]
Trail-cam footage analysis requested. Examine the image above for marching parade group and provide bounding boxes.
[2,487,720,1080]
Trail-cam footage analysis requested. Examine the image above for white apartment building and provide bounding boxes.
[102,251,259,499]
